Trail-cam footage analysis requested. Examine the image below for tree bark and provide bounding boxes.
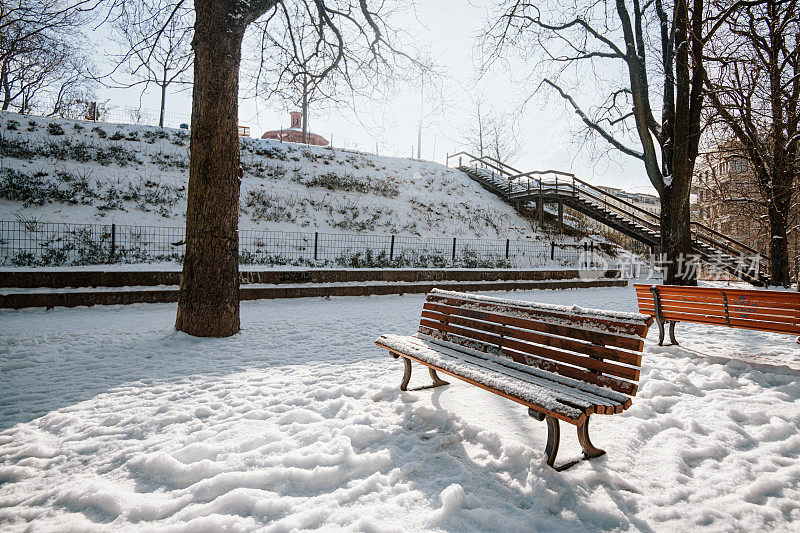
[175,0,245,337]
[767,188,791,286]
[159,67,167,128]
[301,75,308,144]
[660,186,695,285]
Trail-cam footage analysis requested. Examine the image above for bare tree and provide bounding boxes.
[464,94,520,165]
[110,0,192,127]
[482,0,761,284]
[465,94,488,160]
[703,1,799,286]
[0,0,94,112]
[414,66,447,160]
[252,1,422,148]
[253,1,343,144]
[109,0,414,336]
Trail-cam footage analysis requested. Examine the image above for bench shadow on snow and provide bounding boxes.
[384,386,658,532]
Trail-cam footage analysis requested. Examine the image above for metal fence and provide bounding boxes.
[0,220,612,268]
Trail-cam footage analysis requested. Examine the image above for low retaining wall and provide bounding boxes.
[0,268,620,289]
[0,278,627,310]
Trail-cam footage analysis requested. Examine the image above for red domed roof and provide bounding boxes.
[261,112,329,146]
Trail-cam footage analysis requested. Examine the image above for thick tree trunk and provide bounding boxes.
[175,1,245,337]
[301,76,308,144]
[767,197,791,286]
[660,187,696,285]
[159,68,167,128]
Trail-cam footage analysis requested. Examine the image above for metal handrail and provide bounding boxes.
[451,152,769,270]
[447,151,519,176]
[690,221,768,260]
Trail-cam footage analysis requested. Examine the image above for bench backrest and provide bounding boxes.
[418,289,653,397]
[634,284,800,336]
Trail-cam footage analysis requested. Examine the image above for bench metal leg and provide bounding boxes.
[656,318,666,346]
[544,415,561,469]
[429,368,450,388]
[529,409,605,471]
[399,356,412,391]
[577,416,606,459]
[393,355,449,392]
[668,321,678,345]
[655,319,679,346]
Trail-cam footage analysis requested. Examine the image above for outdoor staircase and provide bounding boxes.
[448,152,771,286]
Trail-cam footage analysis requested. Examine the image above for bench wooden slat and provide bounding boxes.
[418,325,639,396]
[635,294,800,320]
[637,299,800,327]
[654,286,800,308]
[419,318,640,381]
[423,301,645,351]
[404,336,627,412]
[420,307,643,366]
[428,293,652,338]
[411,333,634,405]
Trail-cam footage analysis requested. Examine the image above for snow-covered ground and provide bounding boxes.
[0,112,547,239]
[2,285,799,531]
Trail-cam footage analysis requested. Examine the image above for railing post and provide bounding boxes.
[459,156,462,168]
[314,231,318,261]
[390,235,395,261]
[538,181,544,229]
[452,237,457,264]
[505,239,510,259]
[110,223,116,261]
[551,241,555,261]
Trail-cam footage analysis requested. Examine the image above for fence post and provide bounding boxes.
[110,223,116,261]
[459,156,462,168]
[390,235,395,261]
[314,232,318,261]
[584,241,588,268]
[452,237,457,264]
[551,241,555,261]
[505,239,510,259]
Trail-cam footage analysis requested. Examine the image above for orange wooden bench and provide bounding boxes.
[634,284,800,345]
[375,289,652,470]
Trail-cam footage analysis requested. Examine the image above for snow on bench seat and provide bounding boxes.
[376,333,629,421]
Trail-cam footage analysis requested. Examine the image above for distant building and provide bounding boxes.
[597,186,660,215]
[692,142,761,243]
[261,112,329,146]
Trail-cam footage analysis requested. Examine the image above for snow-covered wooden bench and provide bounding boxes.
[375,289,653,470]
[634,284,800,345]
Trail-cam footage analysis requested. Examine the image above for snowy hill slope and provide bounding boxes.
[0,112,542,240]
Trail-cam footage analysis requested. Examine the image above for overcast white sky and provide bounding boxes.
[87,0,654,195]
